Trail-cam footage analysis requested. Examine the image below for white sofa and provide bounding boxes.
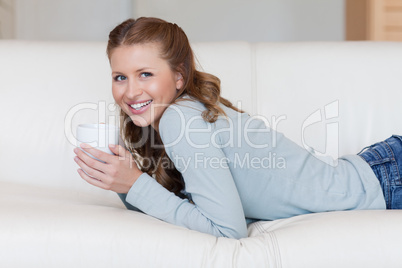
[1,40,402,267]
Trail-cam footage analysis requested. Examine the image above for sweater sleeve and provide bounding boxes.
[124,103,248,239]
[117,193,143,213]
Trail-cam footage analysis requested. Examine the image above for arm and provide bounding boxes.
[117,193,143,213]
[74,102,248,238]
[124,105,248,239]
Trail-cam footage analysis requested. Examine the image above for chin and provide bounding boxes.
[131,117,151,128]
[132,121,150,128]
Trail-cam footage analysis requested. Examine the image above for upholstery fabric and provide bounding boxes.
[1,40,402,267]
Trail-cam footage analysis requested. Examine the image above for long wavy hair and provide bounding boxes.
[107,17,243,197]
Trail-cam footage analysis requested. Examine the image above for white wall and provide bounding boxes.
[14,0,132,41]
[0,0,15,38]
[5,0,345,42]
[134,0,345,42]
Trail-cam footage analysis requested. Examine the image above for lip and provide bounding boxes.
[127,99,153,105]
[127,100,153,115]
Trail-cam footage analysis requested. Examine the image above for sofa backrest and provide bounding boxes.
[0,41,114,195]
[1,40,402,194]
[194,41,402,159]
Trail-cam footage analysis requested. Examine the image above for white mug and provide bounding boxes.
[76,124,119,161]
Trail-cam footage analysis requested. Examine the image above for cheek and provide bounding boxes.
[147,78,177,97]
[145,81,161,96]
[112,86,123,102]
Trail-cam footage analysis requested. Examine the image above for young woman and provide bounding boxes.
[73,17,402,239]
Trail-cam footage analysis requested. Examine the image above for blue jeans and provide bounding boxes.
[358,135,402,209]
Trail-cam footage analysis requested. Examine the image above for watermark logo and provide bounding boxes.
[302,100,339,165]
[65,99,340,167]
[64,101,118,147]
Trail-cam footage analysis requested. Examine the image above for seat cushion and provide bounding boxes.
[2,181,402,267]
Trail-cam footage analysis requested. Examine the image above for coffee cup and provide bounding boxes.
[76,123,119,162]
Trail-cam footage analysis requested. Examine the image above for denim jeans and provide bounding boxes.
[358,135,402,209]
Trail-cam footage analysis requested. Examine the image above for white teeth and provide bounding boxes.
[130,100,152,110]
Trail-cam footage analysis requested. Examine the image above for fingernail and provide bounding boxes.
[80,143,89,149]
[109,144,116,148]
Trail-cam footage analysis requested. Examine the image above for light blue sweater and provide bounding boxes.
[119,96,386,239]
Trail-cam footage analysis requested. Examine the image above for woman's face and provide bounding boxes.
[110,43,183,131]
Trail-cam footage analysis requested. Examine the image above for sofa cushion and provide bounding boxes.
[2,181,401,267]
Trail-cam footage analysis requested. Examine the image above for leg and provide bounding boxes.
[358,135,402,209]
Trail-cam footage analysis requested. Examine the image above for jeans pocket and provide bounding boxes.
[390,185,402,209]
[365,157,394,167]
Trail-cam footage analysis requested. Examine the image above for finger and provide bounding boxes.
[109,144,133,163]
[77,168,109,190]
[74,156,107,182]
[80,143,115,164]
[109,144,128,158]
[75,147,107,173]
[108,144,119,155]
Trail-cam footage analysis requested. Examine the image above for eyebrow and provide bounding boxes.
[111,67,155,75]
[136,67,153,73]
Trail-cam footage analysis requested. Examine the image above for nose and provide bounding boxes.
[125,79,143,98]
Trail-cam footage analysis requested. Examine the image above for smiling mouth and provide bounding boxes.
[129,100,153,110]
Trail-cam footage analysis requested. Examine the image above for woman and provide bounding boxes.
[73,17,401,239]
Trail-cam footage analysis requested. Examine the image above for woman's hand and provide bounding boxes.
[73,143,143,194]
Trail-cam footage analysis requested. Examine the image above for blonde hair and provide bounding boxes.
[107,17,243,196]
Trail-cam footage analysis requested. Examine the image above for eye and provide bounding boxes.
[140,72,152,78]
[114,75,127,82]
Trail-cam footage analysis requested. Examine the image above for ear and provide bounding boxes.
[175,72,184,90]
